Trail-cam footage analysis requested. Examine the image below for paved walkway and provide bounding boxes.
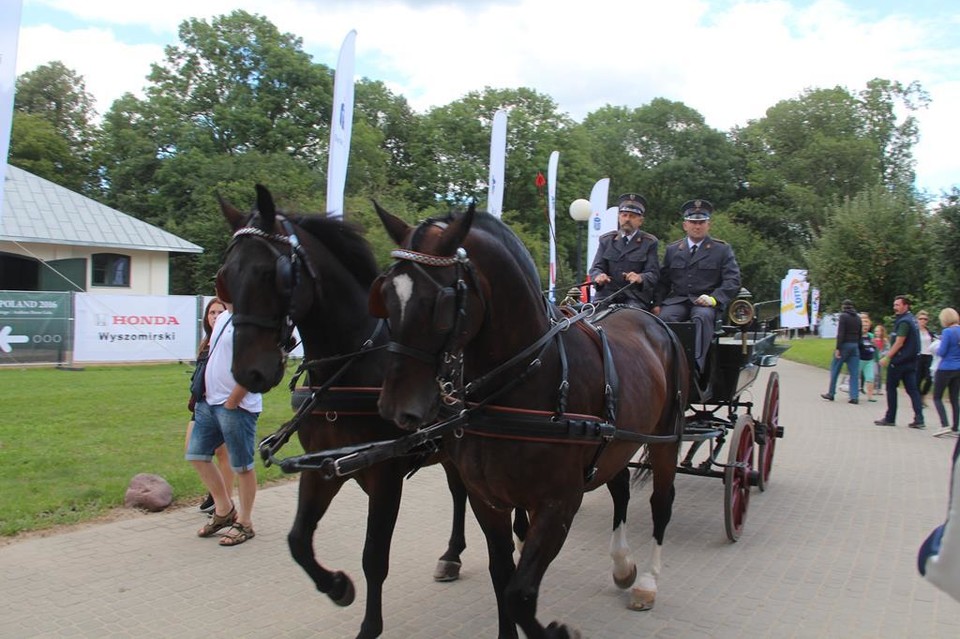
[2,359,959,638]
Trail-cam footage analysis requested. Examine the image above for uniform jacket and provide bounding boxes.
[588,230,659,307]
[655,235,741,308]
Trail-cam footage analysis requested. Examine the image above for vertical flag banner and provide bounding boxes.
[586,178,610,273]
[326,29,356,220]
[780,269,810,329]
[0,0,23,222]
[810,287,820,328]
[547,151,559,302]
[487,109,507,218]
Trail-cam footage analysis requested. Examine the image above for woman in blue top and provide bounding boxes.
[933,307,960,437]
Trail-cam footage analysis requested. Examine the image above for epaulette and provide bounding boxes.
[600,230,617,239]
[669,238,685,248]
[711,238,727,245]
[640,231,658,242]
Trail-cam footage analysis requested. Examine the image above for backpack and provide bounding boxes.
[859,333,877,361]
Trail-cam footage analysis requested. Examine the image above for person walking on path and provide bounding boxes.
[875,295,925,428]
[873,323,888,394]
[933,307,960,438]
[917,310,937,402]
[859,312,879,403]
[186,290,263,546]
[821,299,862,404]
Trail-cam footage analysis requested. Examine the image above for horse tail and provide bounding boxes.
[631,318,688,487]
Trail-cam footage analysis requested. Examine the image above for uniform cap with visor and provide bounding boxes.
[617,193,647,216]
[681,199,714,220]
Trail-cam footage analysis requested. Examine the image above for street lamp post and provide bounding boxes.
[568,198,592,284]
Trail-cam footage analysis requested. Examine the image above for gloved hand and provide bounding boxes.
[695,294,717,307]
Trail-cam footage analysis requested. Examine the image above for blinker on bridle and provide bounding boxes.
[227,219,312,353]
[385,247,477,405]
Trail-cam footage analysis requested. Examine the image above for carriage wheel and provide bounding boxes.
[724,415,755,542]
[757,372,780,493]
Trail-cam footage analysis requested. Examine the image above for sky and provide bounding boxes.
[11,0,960,197]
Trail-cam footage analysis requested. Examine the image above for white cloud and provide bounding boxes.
[14,0,960,193]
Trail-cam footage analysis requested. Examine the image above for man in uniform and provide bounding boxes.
[654,199,741,371]
[588,193,659,309]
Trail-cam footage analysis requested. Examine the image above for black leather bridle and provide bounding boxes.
[224,217,317,353]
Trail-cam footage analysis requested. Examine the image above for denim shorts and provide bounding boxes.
[185,401,260,472]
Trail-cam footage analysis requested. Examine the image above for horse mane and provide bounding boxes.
[417,209,543,289]
[292,214,381,289]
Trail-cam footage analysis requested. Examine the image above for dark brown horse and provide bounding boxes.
[370,204,688,638]
[216,185,475,639]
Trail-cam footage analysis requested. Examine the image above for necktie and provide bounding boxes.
[690,243,699,257]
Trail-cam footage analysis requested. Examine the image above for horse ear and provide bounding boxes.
[373,200,411,246]
[368,275,388,318]
[219,194,245,231]
[439,206,474,252]
[255,184,276,232]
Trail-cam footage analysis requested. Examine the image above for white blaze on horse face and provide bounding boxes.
[393,274,414,324]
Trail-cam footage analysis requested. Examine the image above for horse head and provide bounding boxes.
[370,201,545,429]
[217,184,316,393]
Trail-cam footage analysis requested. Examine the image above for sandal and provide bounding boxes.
[219,522,255,547]
[197,505,236,538]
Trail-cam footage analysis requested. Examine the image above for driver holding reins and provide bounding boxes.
[588,192,660,310]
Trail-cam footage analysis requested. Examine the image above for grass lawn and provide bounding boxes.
[0,362,303,537]
[780,334,835,369]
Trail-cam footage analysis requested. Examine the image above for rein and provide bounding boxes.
[258,320,387,467]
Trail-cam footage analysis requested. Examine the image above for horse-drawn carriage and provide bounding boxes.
[219,188,788,638]
[654,295,788,541]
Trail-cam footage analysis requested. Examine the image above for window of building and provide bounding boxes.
[91,253,131,287]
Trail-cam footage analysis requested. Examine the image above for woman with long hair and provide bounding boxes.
[186,297,235,513]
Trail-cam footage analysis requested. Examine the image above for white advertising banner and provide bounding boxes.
[586,178,611,272]
[487,108,507,218]
[0,0,23,222]
[325,29,356,220]
[73,294,197,362]
[547,150,559,302]
[780,269,810,329]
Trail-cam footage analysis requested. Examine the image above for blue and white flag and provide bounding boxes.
[586,178,611,273]
[547,150,559,302]
[326,30,356,220]
[487,109,506,218]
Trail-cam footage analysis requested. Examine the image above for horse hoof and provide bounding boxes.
[433,559,462,582]
[613,563,638,589]
[545,621,581,638]
[627,587,656,611]
[329,571,355,607]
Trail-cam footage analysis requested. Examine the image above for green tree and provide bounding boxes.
[924,188,960,311]
[806,186,928,319]
[580,99,738,241]
[10,61,99,193]
[143,10,333,162]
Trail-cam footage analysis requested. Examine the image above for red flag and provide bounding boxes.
[535,171,546,196]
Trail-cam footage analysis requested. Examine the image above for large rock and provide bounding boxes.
[124,473,173,512]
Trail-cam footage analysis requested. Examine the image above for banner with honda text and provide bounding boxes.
[73,294,197,362]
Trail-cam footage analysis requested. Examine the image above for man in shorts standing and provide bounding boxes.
[186,292,262,546]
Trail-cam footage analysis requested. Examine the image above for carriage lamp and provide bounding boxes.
[569,199,592,284]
